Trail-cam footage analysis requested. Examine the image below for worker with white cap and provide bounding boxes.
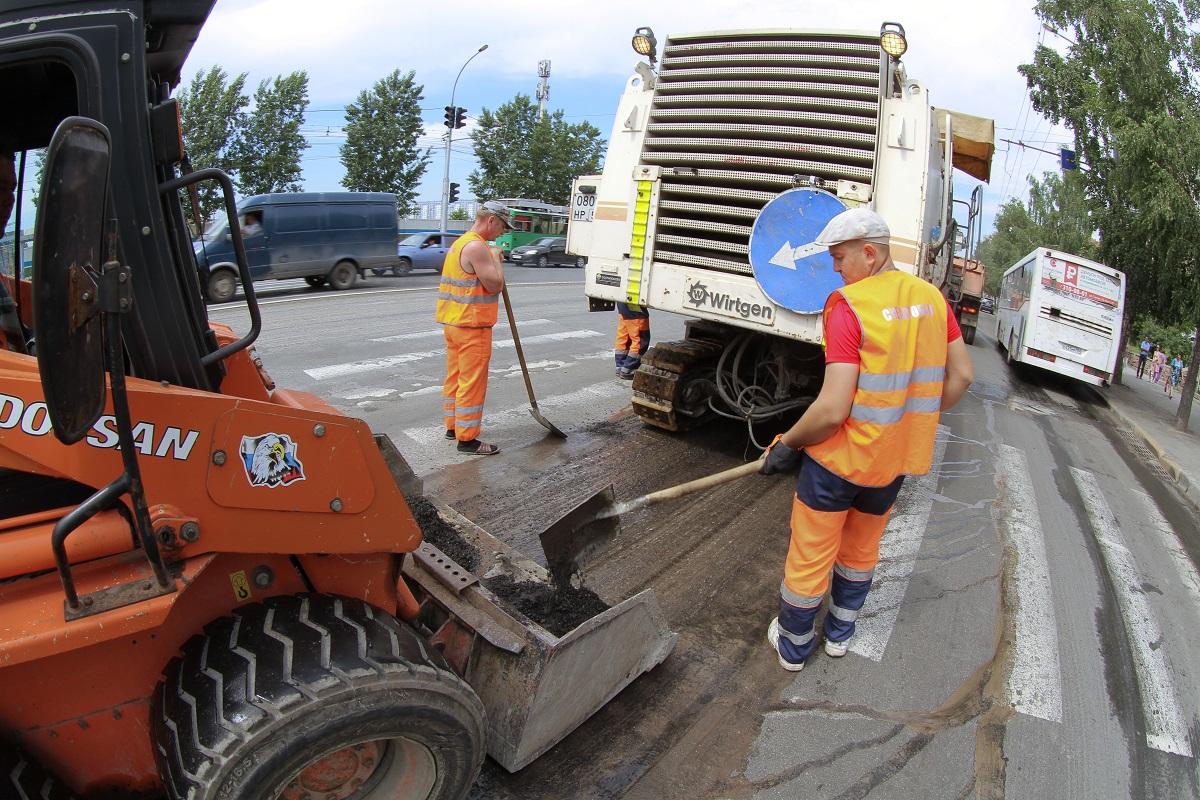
[759,206,974,671]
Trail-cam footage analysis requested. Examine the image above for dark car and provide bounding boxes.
[980,296,995,314]
[392,232,461,275]
[509,236,585,268]
[195,192,400,303]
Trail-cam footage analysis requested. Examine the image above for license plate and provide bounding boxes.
[572,191,597,222]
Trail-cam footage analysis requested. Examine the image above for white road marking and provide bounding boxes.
[999,444,1063,723]
[849,426,948,662]
[304,329,606,380]
[206,281,583,311]
[1070,467,1193,757]
[343,385,443,403]
[399,382,630,471]
[370,319,553,343]
[305,348,443,380]
[1131,489,1200,616]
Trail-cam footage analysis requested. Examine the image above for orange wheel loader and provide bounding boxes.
[0,3,676,799]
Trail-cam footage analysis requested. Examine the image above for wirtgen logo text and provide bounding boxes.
[685,282,775,323]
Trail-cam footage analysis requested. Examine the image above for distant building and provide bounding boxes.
[406,199,480,220]
[0,230,33,279]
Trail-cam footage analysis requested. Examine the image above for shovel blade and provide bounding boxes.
[539,486,620,585]
[528,407,567,439]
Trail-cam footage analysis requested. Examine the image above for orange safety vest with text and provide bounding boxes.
[435,232,499,328]
[806,270,948,487]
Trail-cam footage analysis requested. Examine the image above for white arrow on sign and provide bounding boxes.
[769,240,827,270]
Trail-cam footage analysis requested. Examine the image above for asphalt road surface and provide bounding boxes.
[210,268,1200,799]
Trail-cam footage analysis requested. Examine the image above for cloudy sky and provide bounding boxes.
[11,0,1071,236]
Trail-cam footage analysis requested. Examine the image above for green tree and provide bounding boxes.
[1020,0,1200,425]
[468,94,605,204]
[230,71,310,196]
[340,70,431,214]
[449,207,469,220]
[178,66,248,228]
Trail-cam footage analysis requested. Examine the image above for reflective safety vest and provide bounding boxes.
[435,231,499,328]
[806,270,948,487]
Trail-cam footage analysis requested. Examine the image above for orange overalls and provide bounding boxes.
[436,232,499,442]
[775,271,948,663]
[614,302,650,376]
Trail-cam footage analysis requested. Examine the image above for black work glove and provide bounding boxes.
[760,434,802,475]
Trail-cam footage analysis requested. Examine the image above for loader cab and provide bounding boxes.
[0,1,221,392]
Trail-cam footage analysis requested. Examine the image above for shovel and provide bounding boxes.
[501,284,567,439]
[539,457,765,585]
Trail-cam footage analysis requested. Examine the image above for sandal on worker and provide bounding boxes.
[456,439,500,456]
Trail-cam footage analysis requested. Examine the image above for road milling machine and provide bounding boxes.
[0,3,675,798]
[569,23,995,432]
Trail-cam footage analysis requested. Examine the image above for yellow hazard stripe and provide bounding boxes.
[627,179,653,306]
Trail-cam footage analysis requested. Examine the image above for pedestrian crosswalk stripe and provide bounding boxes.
[1070,467,1193,757]
[304,329,606,380]
[370,319,553,343]
[999,444,1063,724]
[1131,488,1200,619]
[400,382,630,471]
[849,425,948,662]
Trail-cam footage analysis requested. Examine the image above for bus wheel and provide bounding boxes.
[152,594,486,800]
[305,276,327,288]
[329,261,357,290]
[206,270,237,303]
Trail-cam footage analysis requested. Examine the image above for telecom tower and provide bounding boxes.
[536,60,551,121]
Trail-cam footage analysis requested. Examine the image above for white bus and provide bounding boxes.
[997,248,1126,386]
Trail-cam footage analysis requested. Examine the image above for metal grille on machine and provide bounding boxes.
[642,32,883,277]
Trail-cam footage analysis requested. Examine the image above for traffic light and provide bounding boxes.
[453,107,467,129]
[448,182,460,203]
[444,105,456,129]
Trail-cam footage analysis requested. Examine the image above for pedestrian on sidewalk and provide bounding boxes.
[1152,347,1167,385]
[759,208,973,672]
[614,301,650,380]
[1137,337,1152,379]
[1166,354,1184,399]
[436,201,514,456]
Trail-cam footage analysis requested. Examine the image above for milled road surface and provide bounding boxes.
[212,271,1200,799]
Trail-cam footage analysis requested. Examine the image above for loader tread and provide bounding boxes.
[0,746,78,800]
[151,593,485,800]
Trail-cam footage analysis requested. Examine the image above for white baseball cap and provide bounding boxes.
[814,207,891,246]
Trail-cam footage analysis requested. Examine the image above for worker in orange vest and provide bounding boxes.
[761,207,974,671]
[435,201,514,456]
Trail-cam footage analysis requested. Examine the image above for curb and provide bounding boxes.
[1095,390,1194,502]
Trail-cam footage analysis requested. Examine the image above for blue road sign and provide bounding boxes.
[749,188,847,314]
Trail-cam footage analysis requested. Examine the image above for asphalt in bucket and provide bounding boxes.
[485,575,610,637]
[408,494,482,573]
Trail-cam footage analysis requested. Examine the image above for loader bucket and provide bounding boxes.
[401,499,677,772]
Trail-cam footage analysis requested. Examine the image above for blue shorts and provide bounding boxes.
[796,452,905,515]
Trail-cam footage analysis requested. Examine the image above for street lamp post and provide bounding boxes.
[441,44,488,234]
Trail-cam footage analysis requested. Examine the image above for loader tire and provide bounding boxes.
[0,746,79,800]
[151,593,485,800]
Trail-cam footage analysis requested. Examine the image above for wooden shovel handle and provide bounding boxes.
[609,458,765,517]
[501,284,540,409]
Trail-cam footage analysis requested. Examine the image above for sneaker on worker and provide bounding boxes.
[766,618,805,672]
[824,636,850,658]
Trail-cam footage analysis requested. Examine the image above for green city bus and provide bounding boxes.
[491,198,568,258]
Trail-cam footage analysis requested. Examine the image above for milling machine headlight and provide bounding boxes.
[632,26,658,63]
[880,22,907,58]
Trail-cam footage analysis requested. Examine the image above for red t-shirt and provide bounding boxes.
[825,295,962,365]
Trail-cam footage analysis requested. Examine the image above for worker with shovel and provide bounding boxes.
[761,208,973,672]
[436,200,514,456]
